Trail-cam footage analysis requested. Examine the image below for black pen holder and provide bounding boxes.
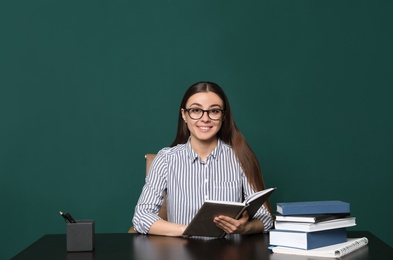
[66,220,95,252]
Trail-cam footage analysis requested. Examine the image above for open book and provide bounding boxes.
[270,237,368,258]
[182,187,276,238]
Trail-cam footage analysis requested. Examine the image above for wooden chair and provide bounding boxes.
[128,154,167,233]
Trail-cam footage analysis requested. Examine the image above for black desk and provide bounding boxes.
[12,231,392,260]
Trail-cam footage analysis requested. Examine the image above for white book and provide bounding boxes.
[274,217,356,232]
[275,213,350,223]
[271,237,368,258]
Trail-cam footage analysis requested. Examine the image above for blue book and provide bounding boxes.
[269,228,347,250]
[276,201,350,216]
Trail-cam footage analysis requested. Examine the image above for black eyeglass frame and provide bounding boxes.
[184,108,225,121]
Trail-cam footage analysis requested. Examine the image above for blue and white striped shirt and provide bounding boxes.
[132,138,273,234]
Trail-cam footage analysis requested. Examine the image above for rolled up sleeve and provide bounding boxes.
[132,153,167,234]
[252,204,274,232]
[242,175,274,232]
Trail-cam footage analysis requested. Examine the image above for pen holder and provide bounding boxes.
[66,220,95,252]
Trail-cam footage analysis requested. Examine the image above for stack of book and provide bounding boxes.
[269,201,368,258]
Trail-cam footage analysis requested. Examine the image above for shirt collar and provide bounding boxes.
[186,137,223,163]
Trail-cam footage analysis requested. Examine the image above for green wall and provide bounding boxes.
[1,1,392,258]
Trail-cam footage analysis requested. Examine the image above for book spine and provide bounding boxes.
[277,203,350,215]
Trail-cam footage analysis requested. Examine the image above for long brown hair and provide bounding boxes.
[171,81,267,193]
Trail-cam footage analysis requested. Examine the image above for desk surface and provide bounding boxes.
[12,231,392,260]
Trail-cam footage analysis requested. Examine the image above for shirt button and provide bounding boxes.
[205,195,208,200]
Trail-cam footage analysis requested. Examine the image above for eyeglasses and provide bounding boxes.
[184,108,225,120]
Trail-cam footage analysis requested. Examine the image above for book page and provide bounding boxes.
[245,188,276,203]
[204,200,245,206]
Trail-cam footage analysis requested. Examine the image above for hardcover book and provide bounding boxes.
[269,228,347,250]
[275,213,350,223]
[276,201,350,216]
[182,187,276,238]
[274,217,356,232]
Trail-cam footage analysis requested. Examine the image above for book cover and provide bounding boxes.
[276,201,350,216]
[182,187,276,238]
[270,237,368,258]
[275,213,350,223]
[274,217,356,232]
[269,228,347,250]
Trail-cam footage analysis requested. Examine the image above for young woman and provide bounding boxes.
[132,81,273,236]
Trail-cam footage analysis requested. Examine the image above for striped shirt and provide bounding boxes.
[132,138,273,234]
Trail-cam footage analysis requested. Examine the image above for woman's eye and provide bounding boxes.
[191,108,202,113]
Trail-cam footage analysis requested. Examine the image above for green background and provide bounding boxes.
[1,0,392,258]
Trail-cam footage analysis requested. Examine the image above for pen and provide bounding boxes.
[59,211,76,223]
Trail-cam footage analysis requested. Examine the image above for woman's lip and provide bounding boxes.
[198,126,213,131]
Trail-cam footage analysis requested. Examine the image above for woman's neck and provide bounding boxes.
[190,137,218,161]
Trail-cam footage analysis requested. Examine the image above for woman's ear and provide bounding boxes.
[181,108,187,123]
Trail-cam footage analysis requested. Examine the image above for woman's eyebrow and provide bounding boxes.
[188,103,223,108]
[188,102,202,107]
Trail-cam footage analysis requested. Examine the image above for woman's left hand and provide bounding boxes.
[213,210,251,235]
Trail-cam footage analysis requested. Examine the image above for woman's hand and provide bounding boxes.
[213,211,264,235]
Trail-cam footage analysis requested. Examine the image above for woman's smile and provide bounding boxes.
[197,125,213,132]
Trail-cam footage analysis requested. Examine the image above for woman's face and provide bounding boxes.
[182,91,224,145]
